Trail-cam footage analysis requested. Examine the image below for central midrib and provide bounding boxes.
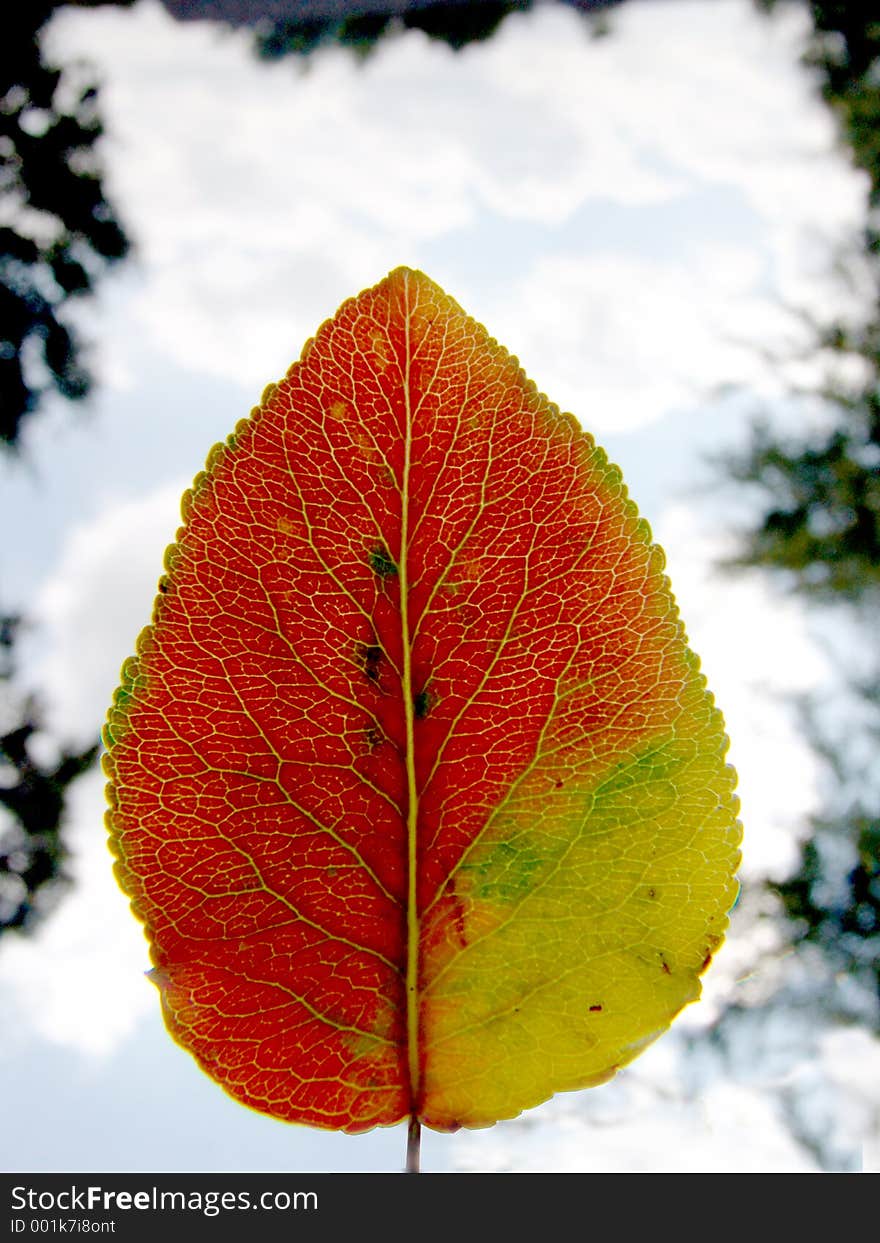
[399,273,421,1119]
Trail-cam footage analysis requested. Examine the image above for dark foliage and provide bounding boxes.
[775,814,880,987]
[1,2,132,449]
[724,370,880,602]
[158,1,626,61]
[0,615,99,934]
[253,1,536,59]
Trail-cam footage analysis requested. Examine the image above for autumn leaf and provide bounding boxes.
[103,267,741,1146]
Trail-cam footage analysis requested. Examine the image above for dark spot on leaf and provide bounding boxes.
[647,887,656,899]
[413,687,436,719]
[555,779,564,789]
[369,545,397,577]
[659,953,671,975]
[360,644,382,683]
[365,726,382,751]
[589,1004,603,1013]
[701,950,714,972]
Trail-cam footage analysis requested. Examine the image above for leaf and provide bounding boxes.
[103,267,741,1136]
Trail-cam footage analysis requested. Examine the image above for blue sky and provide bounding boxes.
[2,0,878,1173]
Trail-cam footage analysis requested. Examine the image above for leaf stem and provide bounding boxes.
[406,1115,421,1174]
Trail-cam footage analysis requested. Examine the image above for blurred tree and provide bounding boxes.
[158,0,624,61]
[1,1,133,450]
[253,1,535,58]
[1,2,137,938]
[0,615,99,934]
[753,1,880,207]
[729,1,880,1018]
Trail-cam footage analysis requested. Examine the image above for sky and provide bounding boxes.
[2,0,879,1173]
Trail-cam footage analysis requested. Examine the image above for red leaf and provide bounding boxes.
[104,268,740,1135]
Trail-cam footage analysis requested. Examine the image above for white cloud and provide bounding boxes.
[45,0,865,418]
[33,482,188,741]
[0,769,154,1058]
[821,1027,880,1171]
[487,245,799,433]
